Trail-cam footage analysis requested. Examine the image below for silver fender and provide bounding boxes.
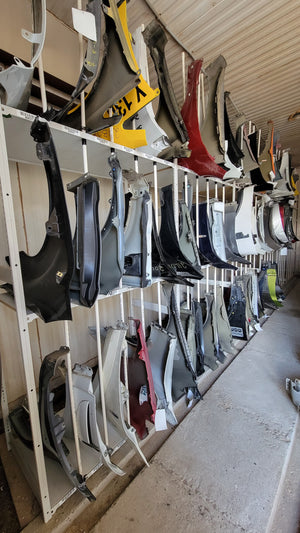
[64,363,125,476]
[235,185,257,256]
[94,326,149,466]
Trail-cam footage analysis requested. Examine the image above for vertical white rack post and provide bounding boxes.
[134,155,145,333]
[206,179,210,293]
[0,104,52,521]
[173,160,180,306]
[195,176,201,302]
[153,161,162,326]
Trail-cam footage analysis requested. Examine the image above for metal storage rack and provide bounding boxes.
[0,102,206,521]
[0,101,296,522]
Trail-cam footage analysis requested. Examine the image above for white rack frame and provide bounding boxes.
[0,101,297,522]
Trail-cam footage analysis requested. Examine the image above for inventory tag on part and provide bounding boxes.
[139,385,148,405]
[155,409,167,431]
[231,326,244,338]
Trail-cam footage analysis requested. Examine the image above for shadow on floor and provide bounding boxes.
[0,421,20,533]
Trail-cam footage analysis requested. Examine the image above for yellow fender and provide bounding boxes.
[290,171,299,195]
[96,78,160,148]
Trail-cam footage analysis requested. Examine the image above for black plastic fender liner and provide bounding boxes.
[224,94,244,167]
[67,175,101,307]
[180,302,205,378]
[100,153,125,294]
[13,117,74,322]
[159,185,203,280]
[151,206,193,287]
[258,121,275,183]
[39,346,95,501]
[269,203,288,245]
[214,285,235,355]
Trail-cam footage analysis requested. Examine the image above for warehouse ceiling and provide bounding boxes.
[47,0,300,169]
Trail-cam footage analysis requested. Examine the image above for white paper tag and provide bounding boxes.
[155,409,167,431]
[269,170,275,181]
[280,247,288,256]
[254,323,263,331]
[231,326,244,338]
[72,8,97,41]
[213,201,224,213]
[139,385,148,405]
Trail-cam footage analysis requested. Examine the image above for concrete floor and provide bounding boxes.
[91,280,300,533]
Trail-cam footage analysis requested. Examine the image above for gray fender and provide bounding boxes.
[64,363,125,476]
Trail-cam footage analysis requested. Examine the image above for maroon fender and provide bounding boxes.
[122,319,156,439]
[178,60,226,179]
[279,204,285,228]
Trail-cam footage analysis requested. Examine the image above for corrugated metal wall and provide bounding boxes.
[46,0,300,168]
[127,0,300,168]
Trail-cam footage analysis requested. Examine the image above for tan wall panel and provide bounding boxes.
[0,306,26,403]
[0,0,80,86]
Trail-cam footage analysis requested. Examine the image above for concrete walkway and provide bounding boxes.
[91,280,300,533]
